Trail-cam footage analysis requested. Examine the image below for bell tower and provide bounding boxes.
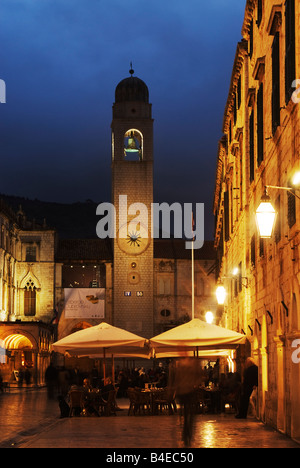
[111,66,154,338]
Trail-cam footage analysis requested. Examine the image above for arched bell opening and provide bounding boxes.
[124,129,143,160]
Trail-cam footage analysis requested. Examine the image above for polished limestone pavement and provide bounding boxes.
[1,389,298,449]
[19,412,300,449]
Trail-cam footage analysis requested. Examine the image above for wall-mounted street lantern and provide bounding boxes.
[256,189,277,238]
[205,311,214,324]
[256,174,300,239]
[216,285,226,305]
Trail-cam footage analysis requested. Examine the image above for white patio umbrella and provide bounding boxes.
[150,318,246,358]
[52,322,150,380]
[151,348,233,359]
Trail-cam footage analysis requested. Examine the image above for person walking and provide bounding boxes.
[45,362,58,399]
[236,357,258,419]
[169,357,203,447]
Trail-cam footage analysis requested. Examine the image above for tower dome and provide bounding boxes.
[115,66,149,103]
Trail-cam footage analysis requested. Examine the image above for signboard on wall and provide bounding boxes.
[64,288,105,319]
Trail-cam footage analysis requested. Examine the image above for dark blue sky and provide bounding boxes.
[0,0,246,239]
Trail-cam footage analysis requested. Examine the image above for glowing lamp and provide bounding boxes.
[205,311,214,324]
[292,171,300,188]
[256,192,277,238]
[216,285,226,305]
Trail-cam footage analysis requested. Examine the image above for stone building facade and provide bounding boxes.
[0,200,57,385]
[214,0,300,440]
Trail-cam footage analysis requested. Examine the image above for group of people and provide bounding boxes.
[0,367,32,389]
[45,363,104,399]
[45,362,169,400]
[115,365,168,396]
[45,356,258,424]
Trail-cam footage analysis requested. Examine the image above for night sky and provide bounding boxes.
[0,0,246,240]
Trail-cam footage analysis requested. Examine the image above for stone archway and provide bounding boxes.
[275,290,287,435]
[0,331,37,385]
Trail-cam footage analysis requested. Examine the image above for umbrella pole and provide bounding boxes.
[112,354,115,386]
[191,211,195,320]
[103,348,106,381]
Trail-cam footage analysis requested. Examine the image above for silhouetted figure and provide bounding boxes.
[169,358,203,447]
[236,357,258,419]
[45,362,58,399]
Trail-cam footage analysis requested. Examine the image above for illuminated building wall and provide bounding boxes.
[214,0,300,440]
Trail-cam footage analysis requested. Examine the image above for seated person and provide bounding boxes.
[83,378,92,393]
[101,377,114,401]
[100,377,121,411]
[83,378,101,416]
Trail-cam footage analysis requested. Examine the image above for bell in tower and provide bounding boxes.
[124,130,142,159]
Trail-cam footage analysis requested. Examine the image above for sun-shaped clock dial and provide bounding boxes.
[127,231,142,247]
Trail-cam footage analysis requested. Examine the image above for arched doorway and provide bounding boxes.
[1,333,36,386]
[261,314,268,422]
[275,296,287,434]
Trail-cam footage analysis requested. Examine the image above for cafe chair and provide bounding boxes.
[127,388,140,415]
[69,390,85,417]
[153,387,177,415]
[99,389,117,416]
[127,388,151,415]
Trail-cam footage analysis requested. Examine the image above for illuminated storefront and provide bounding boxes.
[0,322,54,386]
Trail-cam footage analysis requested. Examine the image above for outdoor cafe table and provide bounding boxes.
[141,387,164,415]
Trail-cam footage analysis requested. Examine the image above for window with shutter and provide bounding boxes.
[233,92,237,125]
[237,75,242,110]
[257,83,264,165]
[224,191,230,242]
[259,238,265,257]
[272,32,280,134]
[257,0,263,27]
[251,235,256,267]
[249,19,254,58]
[285,0,296,104]
[249,110,255,182]
[275,195,281,243]
[287,191,296,228]
[238,262,243,293]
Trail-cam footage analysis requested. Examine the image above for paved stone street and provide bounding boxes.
[0,388,299,449]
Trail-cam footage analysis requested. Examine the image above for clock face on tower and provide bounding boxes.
[117,222,150,255]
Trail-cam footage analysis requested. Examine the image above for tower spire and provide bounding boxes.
[129,62,134,76]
